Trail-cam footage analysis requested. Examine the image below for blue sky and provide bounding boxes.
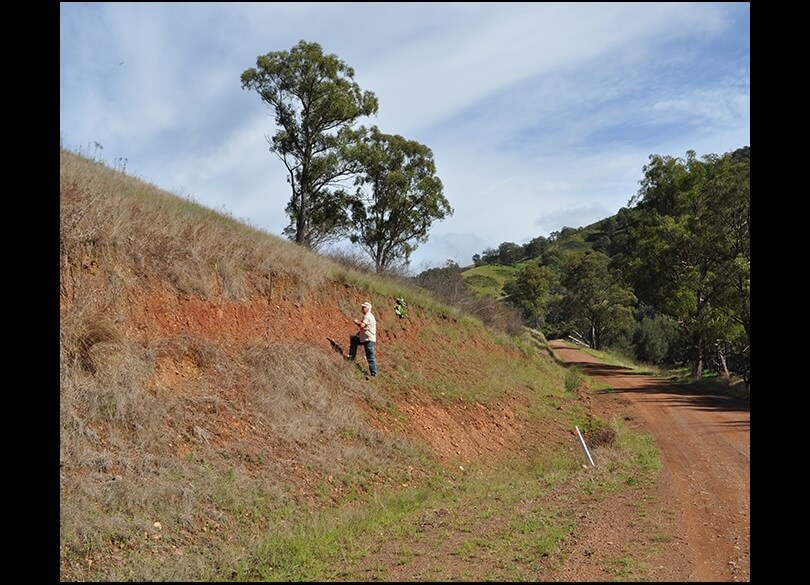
[60,2,750,273]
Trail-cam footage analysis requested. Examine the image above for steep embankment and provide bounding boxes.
[115,275,571,468]
[60,149,595,581]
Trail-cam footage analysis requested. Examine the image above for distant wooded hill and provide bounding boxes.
[415,146,750,388]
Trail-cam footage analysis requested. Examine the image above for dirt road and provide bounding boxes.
[549,341,750,581]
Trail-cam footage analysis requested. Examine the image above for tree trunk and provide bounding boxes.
[717,345,730,380]
[691,346,703,380]
[295,192,307,245]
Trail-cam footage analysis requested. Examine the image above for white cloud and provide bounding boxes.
[60,2,750,272]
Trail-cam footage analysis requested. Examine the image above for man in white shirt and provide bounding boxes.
[346,301,378,378]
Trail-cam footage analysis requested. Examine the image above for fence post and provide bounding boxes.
[574,426,595,468]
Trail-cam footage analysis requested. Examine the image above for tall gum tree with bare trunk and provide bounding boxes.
[617,148,750,381]
[241,40,379,249]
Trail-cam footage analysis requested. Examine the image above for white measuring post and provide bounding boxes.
[575,426,595,468]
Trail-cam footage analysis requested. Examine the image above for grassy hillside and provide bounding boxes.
[460,222,606,301]
[59,149,656,581]
[461,264,519,299]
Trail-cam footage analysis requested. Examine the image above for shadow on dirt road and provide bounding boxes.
[551,341,750,582]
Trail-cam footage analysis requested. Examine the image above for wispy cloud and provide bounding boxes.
[60,2,749,270]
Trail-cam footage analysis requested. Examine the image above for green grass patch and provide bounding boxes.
[579,346,639,371]
[664,368,750,400]
[461,264,520,299]
[606,555,651,581]
[228,480,440,581]
[565,366,585,392]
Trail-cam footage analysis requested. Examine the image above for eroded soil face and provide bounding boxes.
[118,282,543,470]
[63,277,750,581]
[135,290,750,582]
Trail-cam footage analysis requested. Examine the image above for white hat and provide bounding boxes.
[361,302,372,309]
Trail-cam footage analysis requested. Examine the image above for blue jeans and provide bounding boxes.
[349,336,377,377]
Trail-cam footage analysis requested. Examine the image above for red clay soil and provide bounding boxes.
[547,341,750,582]
[66,274,750,581]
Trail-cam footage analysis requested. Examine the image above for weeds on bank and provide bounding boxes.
[232,451,580,582]
[223,427,660,582]
[228,479,442,581]
[565,366,584,392]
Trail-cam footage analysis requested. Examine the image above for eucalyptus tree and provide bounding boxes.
[523,235,550,261]
[701,148,750,383]
[617,148,750,380]
[502,262,557,329]
[241,40,379,248]
[496,242,524,265]
[559,250,636,350]
[345,126,452,273]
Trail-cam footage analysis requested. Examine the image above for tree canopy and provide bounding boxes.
[452,146,749,384]
[241,40,379,249]
[560,251,636,351]
[502,261,556,329]
[345,126,452,273]
[615,149,750,379]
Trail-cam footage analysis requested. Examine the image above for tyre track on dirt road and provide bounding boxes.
[550,341,750,582]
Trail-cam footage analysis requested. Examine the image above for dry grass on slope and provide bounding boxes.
[59,149,598,581]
